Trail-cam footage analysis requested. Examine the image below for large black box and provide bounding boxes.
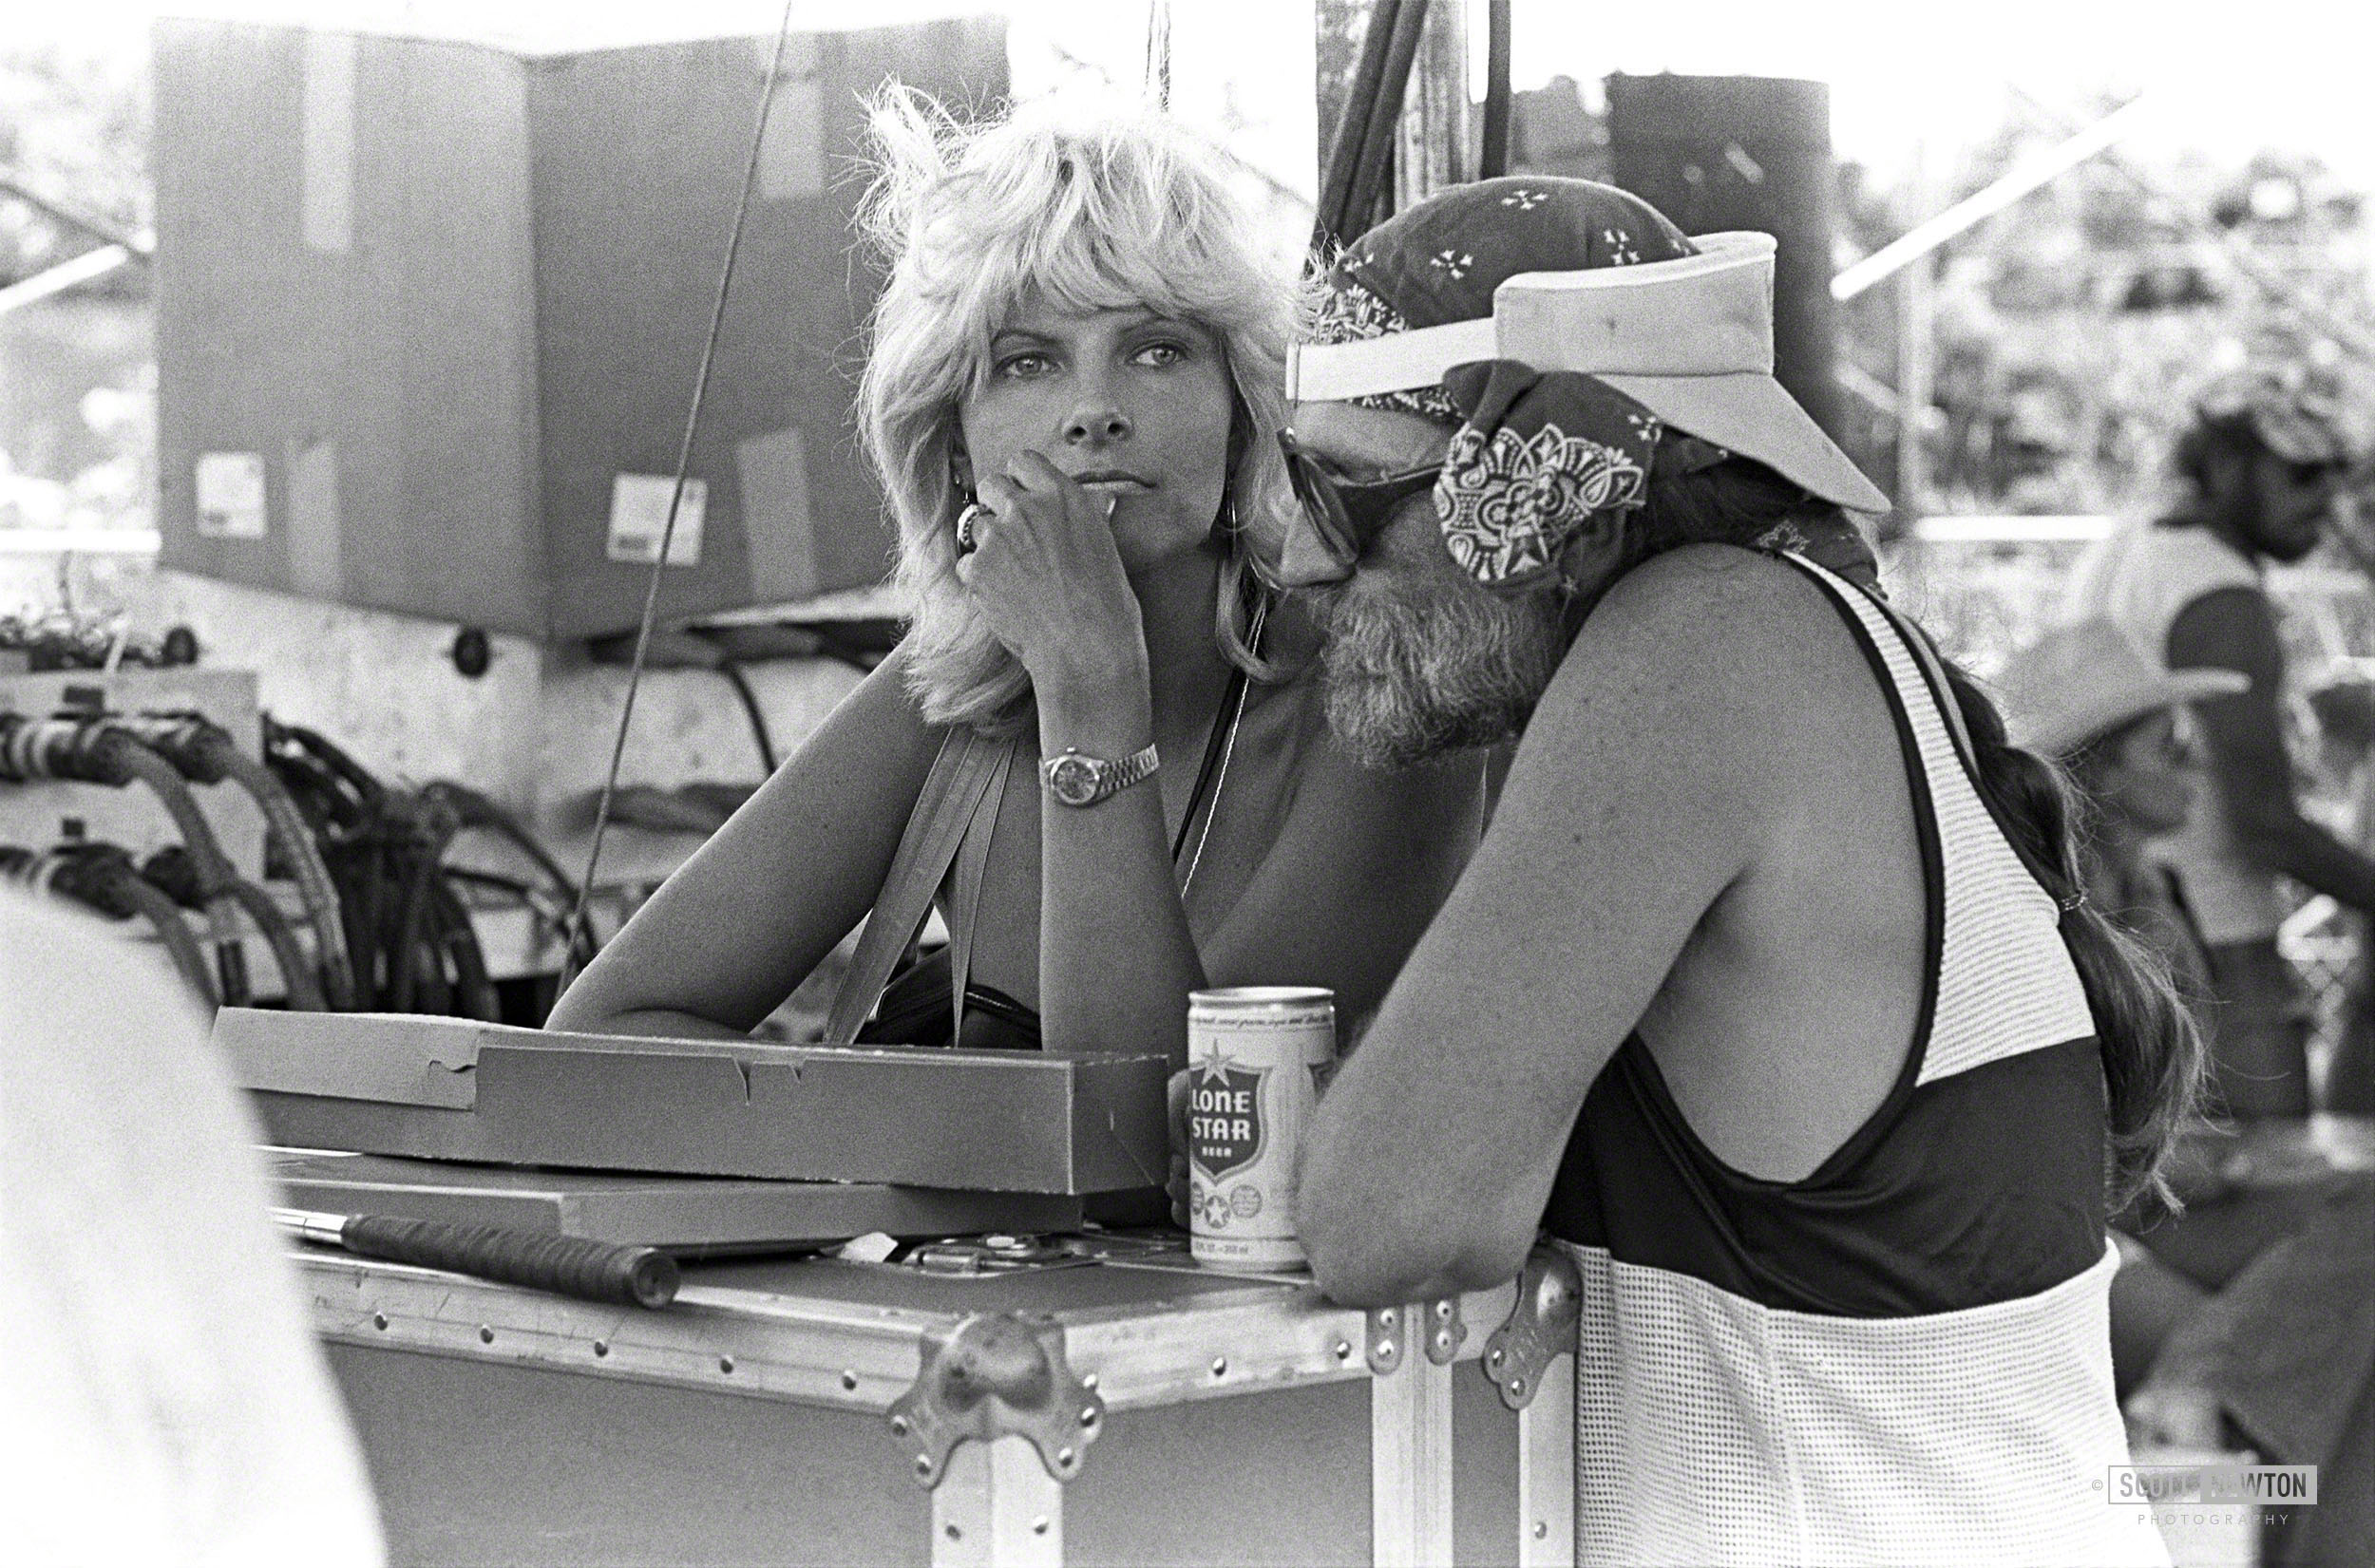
[154,16,1006,637]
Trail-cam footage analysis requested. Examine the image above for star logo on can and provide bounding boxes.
[1188,1046,1268,1184]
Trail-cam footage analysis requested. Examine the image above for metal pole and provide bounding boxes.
[0,244,133,318]
[1313,0,1376,216]
[1477,0,1512,180]
[1833,95,2156,302]
[1897,255,1933,516]
[1894,142,1934,516]
[1143,0,1171,109]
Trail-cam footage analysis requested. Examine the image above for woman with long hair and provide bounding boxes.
[549,90,1478,1061]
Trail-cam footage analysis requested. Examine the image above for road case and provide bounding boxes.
[221,1010,1170,1195]
[270,1151,1096,1251]
[298,1233,1584,1567]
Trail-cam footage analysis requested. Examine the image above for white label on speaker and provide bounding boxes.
[607,473,706,567]
[195,451,268,539]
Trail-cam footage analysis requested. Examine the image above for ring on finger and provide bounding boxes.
[954,501,990,557]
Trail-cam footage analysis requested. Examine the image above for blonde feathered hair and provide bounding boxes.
[858,85,1299,734]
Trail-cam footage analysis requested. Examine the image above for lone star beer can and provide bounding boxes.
[1187,986,1337,1271]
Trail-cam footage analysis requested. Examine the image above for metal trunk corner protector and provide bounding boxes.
[1423,1294,1467,1366]
[887,1313,1105,1488]
[1482,1244,1581,1410]
[1365,1304,1403,1374]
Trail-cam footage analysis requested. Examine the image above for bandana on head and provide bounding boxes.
[1308,178,1694,426]
[1431,359,1881,593]
[1309,178,1883,593]
[1433,360,1664,590]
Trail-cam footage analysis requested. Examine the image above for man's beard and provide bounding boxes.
[1315,561,1568,770]
[2214,460,2324,563]
[2244,482,2324,563]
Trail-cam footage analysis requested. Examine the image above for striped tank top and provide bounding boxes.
[1541,553,2171,1566]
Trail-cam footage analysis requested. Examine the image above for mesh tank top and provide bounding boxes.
[1540,552,2171,1566]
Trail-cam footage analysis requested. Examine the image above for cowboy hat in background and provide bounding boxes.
[1995,617,2250,756]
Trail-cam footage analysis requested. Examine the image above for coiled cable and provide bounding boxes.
[111,712,356,1009]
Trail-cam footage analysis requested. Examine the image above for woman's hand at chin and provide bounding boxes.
[961,450,1152,715]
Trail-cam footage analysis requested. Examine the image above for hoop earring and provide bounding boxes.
[1211,488,1241,543]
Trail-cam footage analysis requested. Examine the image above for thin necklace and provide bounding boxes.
[1180,596,1266,897]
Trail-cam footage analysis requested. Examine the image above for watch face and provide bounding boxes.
[1047,753,1102,806]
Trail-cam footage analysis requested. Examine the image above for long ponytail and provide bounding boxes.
[1934,658,2209,1211]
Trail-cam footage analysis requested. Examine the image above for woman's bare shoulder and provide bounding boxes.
[792,640,939,761]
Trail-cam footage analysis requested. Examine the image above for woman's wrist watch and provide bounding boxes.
[1041,743,1160,807]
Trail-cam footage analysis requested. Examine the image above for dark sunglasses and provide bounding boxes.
[1278,428,1442,566]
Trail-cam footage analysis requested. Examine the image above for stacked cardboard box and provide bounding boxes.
[153,15,1006,638]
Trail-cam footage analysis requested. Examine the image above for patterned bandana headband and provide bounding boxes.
[1292,178,1891,593]
[1434,359,1665,590]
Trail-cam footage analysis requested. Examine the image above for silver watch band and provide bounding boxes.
[1040,742,1160,807]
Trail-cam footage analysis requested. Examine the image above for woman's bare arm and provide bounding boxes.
[1028,668,1207,1066]
[544,648,940,1039]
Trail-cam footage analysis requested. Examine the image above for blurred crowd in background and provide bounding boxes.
[8,12,2375,1043]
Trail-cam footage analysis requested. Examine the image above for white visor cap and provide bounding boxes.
[1285,232,1891,518]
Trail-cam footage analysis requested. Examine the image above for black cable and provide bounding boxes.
[275,721,386,812]
[562,0,802,997]
[713,658,779,775]
[223,878,328,1011]
[265,722,396,1007]
[111,712,357,1010]
[215,741,355,1007]
[140,846,326,1011]
[103,866,219,1008]
[263,736,365,834]
[431,878,500,1021]
[446,865,570,927]
[420,781,597,967]
[2,715,261,1002]
[103,734,252,1005]
[251,717,592,1013]
[267,724,379,996]
[445,865,544,901]
[390,796,460,1014]
[349,828,391,1007]
[24,844,220,1008]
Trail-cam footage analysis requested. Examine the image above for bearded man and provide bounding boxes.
[2064,376,2362,1119]
[1279,179,2195,1567]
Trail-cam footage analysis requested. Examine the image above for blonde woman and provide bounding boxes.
[550,91,1479,1061]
